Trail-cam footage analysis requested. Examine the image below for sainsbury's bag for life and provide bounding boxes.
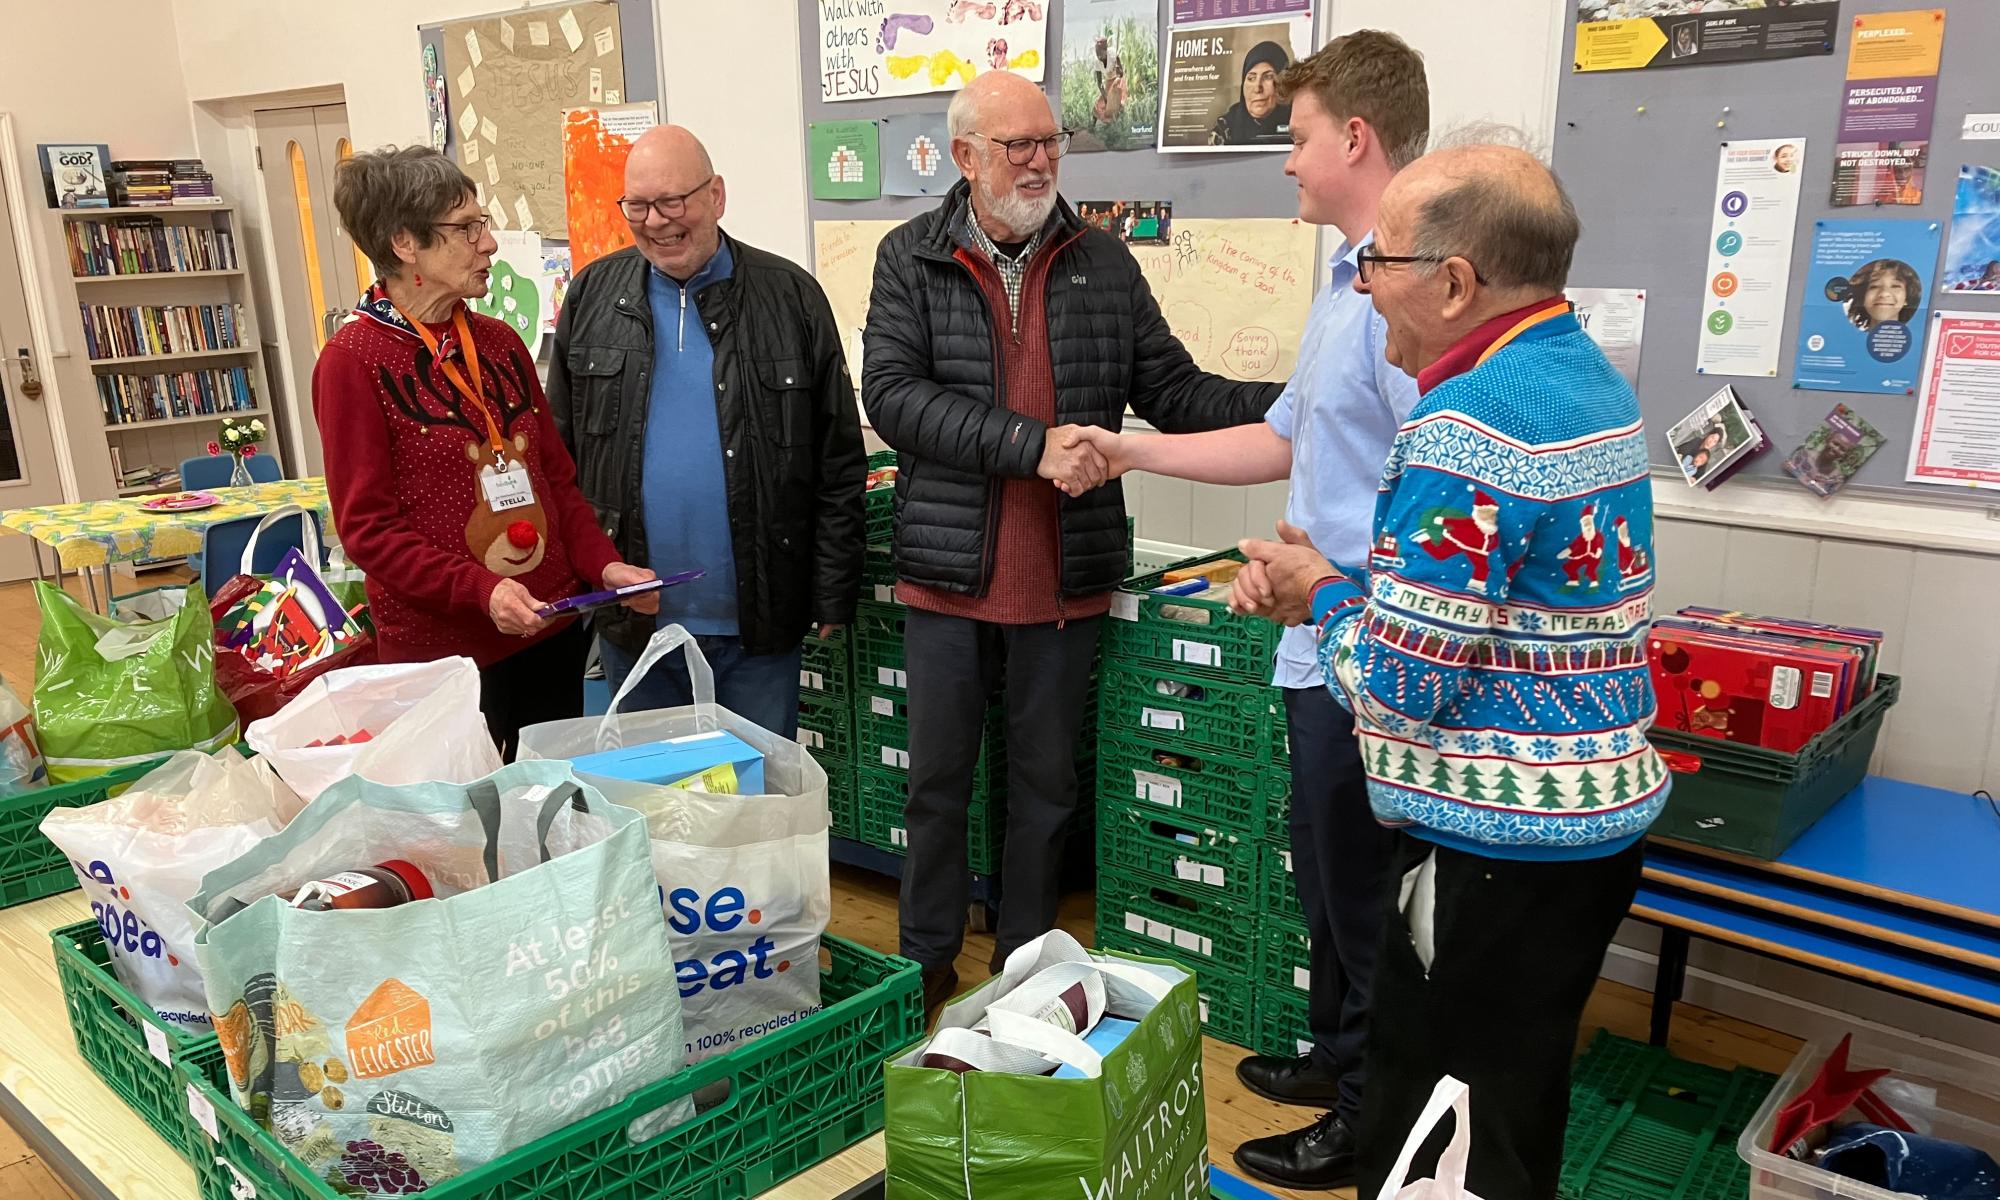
[518,624,830,1064]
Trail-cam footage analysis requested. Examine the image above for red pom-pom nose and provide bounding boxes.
[507,520,538,549]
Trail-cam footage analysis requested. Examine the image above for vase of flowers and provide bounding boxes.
[212,417,267,487]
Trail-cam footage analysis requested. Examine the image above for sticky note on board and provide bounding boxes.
[485,155,500,185]
[463,141,480,165]
[594,26,616,56]
[514,194,534,231]
[456,66,476,97]
[476,181,487,205]
[489,199,507,229]
[589,66,603,102]
[457,105,478,139]
[559,8,584,52]
[465,29,483,67]
[480,117,498,145]
[605,89,622,104]
[500,18,515,52]
[529,20,549,45]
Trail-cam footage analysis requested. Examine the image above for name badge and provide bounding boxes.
[481,465,536,512]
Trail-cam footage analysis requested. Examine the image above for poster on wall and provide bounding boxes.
[1572,1,1840,73]
[812,219,903,391]
[1907,312,2000,490]
[1942,166,2000,291]
[880,112,957,196]
[1565,287,1647,391]
[561,102,658,273]
[1792,219,1940,395]
[810,120,883,201]
[1061,0,1160,153]
[442,1,624,240]
[1695,138,1807,379]
[1158,16,1311,152]
[1173,0,1308,23]
[1830,9,1943,208]
[469,230,552,358]
[819,0,1047,103]
[423,43,449,154]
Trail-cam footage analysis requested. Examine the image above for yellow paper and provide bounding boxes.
[456,65,476,97]
[667,763,740,794]
[529,21,549,46]
[499,18,515,52]
[464,29,482,67]
[1846,9,1945,81]
[457,105,478,140]
[463,141,480,166]
[813,220,902,390]
[480,117,498,145]
[1573,18,1668,73]
[514,194,535,232]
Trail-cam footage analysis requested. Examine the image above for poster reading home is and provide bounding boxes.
[1792,218,1941,395]
[1573,1,1840,72]
[1158,15,1312,152]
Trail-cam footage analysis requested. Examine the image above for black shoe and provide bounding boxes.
[987,946,1008,976]
[922,964,960,1024]
[1235,1053,1343,1106]
[1232,1112,1357,1191]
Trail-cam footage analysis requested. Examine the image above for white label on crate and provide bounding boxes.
[871,696,896,716]
[1174,857,1202,883]
[1133,770,1182,808]
[892,827,908,847]
[874,584,896,603]
[1146,920,1174,945]
[143,1022,172,1066]
[1201,864,1226,888]
[801,670,823,690]
[1297,1039,1312,1057]
[1172,638,1220,667]
[1173,927,1202,952]
[1768,665,1801,710]
[800,730,823,750]
[1200,935,1214,955]
[187,1083,219,1142]
[1281,850,1293,873]
[1810,671,1836,700]
[878,667,907,689]
[1199,997,1209,1023]
[1141,706,1186,732]
[1294,967,1310,992]
[220,1158,257,1199]
[1111,593,1140,622]
[1124,911,1146,935]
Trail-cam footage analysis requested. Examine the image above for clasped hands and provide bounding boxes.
[1232,521,1343,628]
[1036,424,1127,497]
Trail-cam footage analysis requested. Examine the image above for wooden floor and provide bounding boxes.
[0,568,1804,1200]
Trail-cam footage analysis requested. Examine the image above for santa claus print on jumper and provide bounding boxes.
[1309,299,1668,861]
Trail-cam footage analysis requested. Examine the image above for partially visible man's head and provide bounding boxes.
[1359,140,1581,376]
[948,71,1062,240]
[622,125,725,280]
[1277,30,1429,226]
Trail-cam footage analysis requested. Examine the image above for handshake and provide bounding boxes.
[1036,424,1128,498]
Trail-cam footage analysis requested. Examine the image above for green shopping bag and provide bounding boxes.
[32,581,238,783]
[884,937,1210,1200]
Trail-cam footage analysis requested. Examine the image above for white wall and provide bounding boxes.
[1324,0,1566,146]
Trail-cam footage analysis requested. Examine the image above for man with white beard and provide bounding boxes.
[863,70,1281,1018]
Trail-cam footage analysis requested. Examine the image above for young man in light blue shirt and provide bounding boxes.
[1079,31,1429,1191]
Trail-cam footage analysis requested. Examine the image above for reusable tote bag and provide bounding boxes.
[518,624,831,1064]
[32,581,239,783]
[1375,1076,1483,1200]
[883,933,1209,1200]
[188,760,687,1197]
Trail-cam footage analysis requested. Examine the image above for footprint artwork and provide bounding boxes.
[877,12,935,53]
[945,0,996,22]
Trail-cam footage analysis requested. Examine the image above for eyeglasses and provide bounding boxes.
[968,130,1074,166]
[432,217,493,245]
[1356,247,1486,285]
[617,177,716,222]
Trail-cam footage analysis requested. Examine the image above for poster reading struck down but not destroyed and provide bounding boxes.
[1792,218,1940,396]
[1158,16,1311,152]
[819,0,1048,103]
[1061,0,1160,153]
[1831,9,1944,208]
[441,2,623,240]
[1572,1,1840,73]
[1908,313,2000,491]
[1696,138,1807,379]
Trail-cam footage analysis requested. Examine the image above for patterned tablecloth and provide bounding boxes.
[0,478,330,568]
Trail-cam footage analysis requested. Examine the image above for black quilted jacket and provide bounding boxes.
[861,183,1283,599]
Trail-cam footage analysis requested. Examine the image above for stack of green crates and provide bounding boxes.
[1092,549,1301,1055]
[1560,1031,1777,1200]
[800,627,859,840]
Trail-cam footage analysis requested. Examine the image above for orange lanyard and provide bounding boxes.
[1475,300,1573,369]
[393,303,507,462]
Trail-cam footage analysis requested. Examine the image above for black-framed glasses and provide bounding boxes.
[432,217,493,245]
[617,177,716,222]
[1356,247,1485,285]
[969,130,1074,166]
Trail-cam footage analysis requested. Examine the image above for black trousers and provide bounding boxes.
[1357,832,1645,1200]
[478,618,590,761]
[1283,686,1395,1128]
[898,609,1101,969]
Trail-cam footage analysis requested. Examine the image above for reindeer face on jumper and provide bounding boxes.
[465,434,548,576]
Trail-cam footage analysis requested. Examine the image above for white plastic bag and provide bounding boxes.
[40,750,302,1034]
[1377,1076,1484,1200]
[517,625,830,1064]
[0,677,45,796]
[244,656,502,802]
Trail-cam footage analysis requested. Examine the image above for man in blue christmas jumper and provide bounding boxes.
[1236,142,1671,1200]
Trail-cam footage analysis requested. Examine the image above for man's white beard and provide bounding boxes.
[979,173,1057,239]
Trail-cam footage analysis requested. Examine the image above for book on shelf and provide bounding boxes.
[118,462,183,491]
[77,301,243,359]
[96,364,256,425]
[170,159,219,205]
[37,144,111,209]
[110,159,176,208]
[65,216,238,277]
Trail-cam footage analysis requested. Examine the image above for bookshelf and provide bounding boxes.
[57,197,279,498]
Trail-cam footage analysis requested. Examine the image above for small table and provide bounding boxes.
[0,479,330,611]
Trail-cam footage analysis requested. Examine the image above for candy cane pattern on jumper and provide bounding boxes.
[1531,678,1578,726]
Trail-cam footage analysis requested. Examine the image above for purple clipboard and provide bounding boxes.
[537,569,705,618]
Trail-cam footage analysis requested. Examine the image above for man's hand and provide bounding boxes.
[1038,424,1111,497]
[488,577,552,637]
[817,622,845,640]
[602,561,660,614]
[1233,520,1339,627]
[1067,425,1140,482]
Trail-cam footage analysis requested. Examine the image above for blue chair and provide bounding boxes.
[200,509,323,600]
[181,454,282,577]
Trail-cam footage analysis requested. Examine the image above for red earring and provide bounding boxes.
[414,271,424,286]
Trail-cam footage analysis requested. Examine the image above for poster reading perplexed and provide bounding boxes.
[1696,138,1807,378]
[819,0,1047,103]
[1573,0,1839,72]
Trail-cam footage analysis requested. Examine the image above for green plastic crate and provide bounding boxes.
[1258,842,1302,923]
[1094,735,1287,835]
[0,756,170,908]
[1095,801,1260,907]
[824,760,860,840]
[1101,550,1280,681]
[1261,914,1310,1000]
[1251,980,1311,1060]
[862,544,900,605]
[852,601,909,692]
[1095,658,1283,764]
[52,918,229,1163]
[1646,674,1900,860]
[184,935,923,1200]
[1095,867,1259,979]
[1560,1031,1775,1200]
[864,449,899,545]
[799,627,852,699]
[855,690,1007,789]
[797,691,854,763]
[853,766,1005,874]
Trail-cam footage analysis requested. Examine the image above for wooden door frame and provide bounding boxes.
[0,111,78,503]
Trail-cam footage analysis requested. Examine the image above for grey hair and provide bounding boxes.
[1424,121,1549,161]
[1405,138,1580,294]
[333,146,479,279]
[946,86,979,139]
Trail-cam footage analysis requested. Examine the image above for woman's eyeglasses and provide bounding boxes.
[432,217,493,245]
[617,177,716,221]
[969,130,1074,166]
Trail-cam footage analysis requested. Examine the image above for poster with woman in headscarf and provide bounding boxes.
[1158,15,1311,152]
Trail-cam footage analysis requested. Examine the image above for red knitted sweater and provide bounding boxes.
[312,291,620,668]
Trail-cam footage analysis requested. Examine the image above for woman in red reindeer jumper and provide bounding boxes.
[315,146,658,758]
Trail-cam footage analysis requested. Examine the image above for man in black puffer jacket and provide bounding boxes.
[863,71,1283,1015]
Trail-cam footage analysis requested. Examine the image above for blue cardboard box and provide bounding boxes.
[570,729,766,793]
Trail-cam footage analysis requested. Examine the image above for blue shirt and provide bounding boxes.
[642,241,740,635]
[1265,235,1420,689]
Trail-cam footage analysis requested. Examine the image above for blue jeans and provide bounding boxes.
[597,633,802,740]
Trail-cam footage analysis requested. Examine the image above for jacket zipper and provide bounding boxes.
[677,282,687,352]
